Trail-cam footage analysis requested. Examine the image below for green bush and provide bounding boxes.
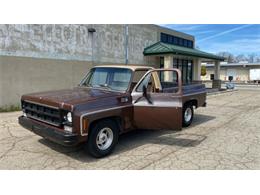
[201,65,207,76]
[0,104,21,112]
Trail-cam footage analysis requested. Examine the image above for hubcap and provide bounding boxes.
[184,107,192,122]
[96,127,113,150]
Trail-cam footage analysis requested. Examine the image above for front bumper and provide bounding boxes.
[18,116,79,146]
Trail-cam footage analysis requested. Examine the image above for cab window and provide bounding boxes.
[136,70,180,94]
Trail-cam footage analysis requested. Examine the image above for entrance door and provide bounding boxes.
[227,69,237,80]
[131,69,183,130]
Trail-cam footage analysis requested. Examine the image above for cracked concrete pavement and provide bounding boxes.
[0,90,260,169]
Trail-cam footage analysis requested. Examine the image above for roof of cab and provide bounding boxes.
[94,65,154,71]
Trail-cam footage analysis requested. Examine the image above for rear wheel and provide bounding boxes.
[182,103,194,127]
[85,119,119,158]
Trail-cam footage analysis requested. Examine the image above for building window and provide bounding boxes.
[173,59,178,68]
[173,58,193,83]
[161,57,193,82]
[187,40,193,48]
[173,36,178,45]
[160,33,194,48]
[167,35,173,44]
[178,38,183,46]
[182,60,188,83]
[183,39,188,47]
[160,57,164,80]
[161,33,167,43]
[187,60,193,82]
[178,59,183,75]
[160,57,164,68]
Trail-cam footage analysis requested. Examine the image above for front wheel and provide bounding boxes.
[85,119,119,158]
[182,104,194,127]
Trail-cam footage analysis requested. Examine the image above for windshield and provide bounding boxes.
[80,67,133,92]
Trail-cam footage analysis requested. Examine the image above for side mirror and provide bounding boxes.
[142,85,147,97]
[142,85,152,104]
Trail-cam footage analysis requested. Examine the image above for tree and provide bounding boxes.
[217,52,235,63]
[216,51,260,63]
[235,54,247,63]
[255,56,260,63]
[201,65,207,76]
[248,53,256,63]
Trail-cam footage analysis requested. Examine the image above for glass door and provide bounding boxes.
[173,58,193,84]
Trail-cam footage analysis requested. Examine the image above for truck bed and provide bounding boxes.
[161,82,206,95]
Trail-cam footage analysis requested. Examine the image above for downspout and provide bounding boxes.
[88,25,96,66]
[125,24,129,65]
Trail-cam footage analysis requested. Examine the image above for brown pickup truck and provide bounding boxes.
[19,65,206,157]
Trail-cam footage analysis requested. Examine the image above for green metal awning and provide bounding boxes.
[143,42,225,61]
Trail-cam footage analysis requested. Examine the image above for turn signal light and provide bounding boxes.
[83,117,89,131]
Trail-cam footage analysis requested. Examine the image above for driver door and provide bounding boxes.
[131,69,183,130]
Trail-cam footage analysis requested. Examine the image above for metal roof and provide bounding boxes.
[143,42,225,61]
[95,65,153,71]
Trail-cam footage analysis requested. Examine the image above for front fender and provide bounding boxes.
[78,105,133,136]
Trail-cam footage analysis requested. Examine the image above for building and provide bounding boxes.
[0,24,224,108]
[202,62,260,82]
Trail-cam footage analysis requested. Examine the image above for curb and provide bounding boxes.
[207,89,238,96]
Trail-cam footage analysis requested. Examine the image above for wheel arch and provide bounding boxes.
[184,99,198,108]
[88,116,123,136]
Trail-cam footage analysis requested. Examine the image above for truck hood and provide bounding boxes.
[21,87,122,111]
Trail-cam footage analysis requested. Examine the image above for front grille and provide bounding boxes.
[22,101,62,127]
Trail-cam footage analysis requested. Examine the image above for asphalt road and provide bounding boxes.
[205,82,260,90]
[1,90,260,169]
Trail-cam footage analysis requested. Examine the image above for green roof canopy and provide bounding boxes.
[143,42,225,61]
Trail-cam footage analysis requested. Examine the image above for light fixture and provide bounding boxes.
[88,28,96,33]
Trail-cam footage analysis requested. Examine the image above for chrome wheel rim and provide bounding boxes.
[96,127,113,150]
[184,107,192,122]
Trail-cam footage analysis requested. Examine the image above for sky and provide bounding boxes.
[161,24,260,55]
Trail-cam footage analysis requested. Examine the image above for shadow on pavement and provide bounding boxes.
[38,113,214,162]
[191,114,216,127]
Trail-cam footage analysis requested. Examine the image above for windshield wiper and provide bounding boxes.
[80,83,92,87]
[97,84,112,90]
[81,83,112,90]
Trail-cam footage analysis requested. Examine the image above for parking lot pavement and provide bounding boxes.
[1,90,260,170]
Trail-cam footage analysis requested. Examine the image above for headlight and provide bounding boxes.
[66,112,72,123]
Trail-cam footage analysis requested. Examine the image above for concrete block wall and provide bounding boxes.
[0,24,161,64]
[0,56,92,107]
[0,24,192,107]
[202,67,251,81]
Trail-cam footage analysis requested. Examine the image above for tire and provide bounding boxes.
[85,119,119,158]
[182,103,194,127]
